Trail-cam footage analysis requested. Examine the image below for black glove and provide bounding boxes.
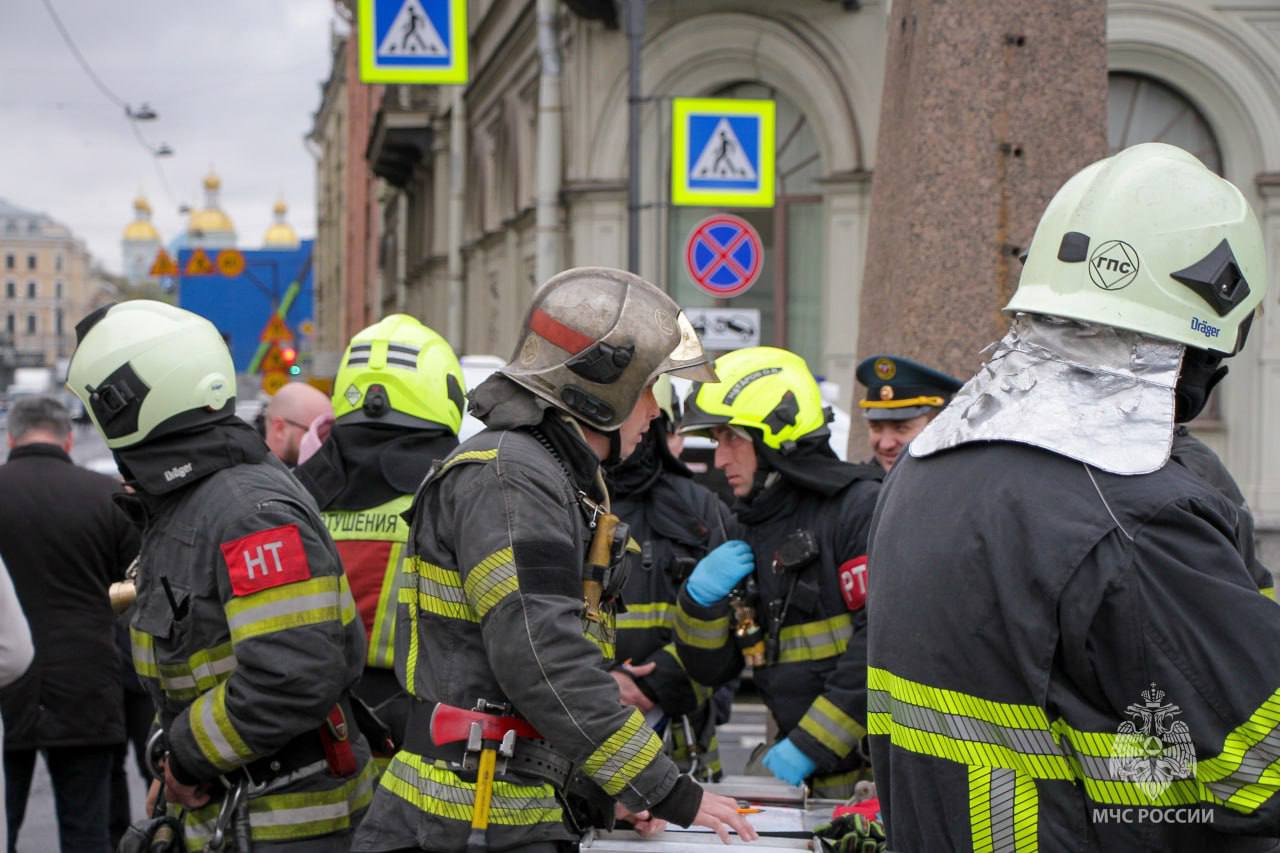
[813,812,887,853]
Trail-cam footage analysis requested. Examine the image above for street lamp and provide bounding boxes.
[126,103,158,121]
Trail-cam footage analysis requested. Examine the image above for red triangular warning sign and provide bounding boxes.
[261,345,286,373]
[150,249,178,277]
[260,315,294,344]
[185,248,215,276]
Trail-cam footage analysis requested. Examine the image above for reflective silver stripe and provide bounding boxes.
[989,768,1017,853]
[869,690,1063,758]
[674,609,728,650]
[226,592,337,636]
[1204,725,1280,804]
[416,568,466,604]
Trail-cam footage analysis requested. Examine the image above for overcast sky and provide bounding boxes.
[1,0,344,274]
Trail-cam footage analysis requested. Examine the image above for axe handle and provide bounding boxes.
[465,745,498,852]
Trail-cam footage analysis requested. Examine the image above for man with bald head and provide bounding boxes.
[263,382,332,466]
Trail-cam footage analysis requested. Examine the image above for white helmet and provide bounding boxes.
[67,301,236,449]
[1007,142,1266,355]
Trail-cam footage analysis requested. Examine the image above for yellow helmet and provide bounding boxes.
[332,314,465,433]
[680,346,827,450]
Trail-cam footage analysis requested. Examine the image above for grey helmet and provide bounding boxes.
[501,267,716,430]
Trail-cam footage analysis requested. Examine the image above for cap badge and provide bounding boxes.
[874,358,896,381]
[880,386,895,401]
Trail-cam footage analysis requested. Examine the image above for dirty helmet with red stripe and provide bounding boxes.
[500,267,717,431]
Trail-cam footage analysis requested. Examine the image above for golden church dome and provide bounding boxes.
[188,208,236,236]
[123,194,160,242]
[188,170,235,237]
[123,220,161,241]
[263,198,299,248]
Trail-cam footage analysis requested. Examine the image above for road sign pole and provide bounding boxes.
[247,280,302,375]
[624,0,644,273]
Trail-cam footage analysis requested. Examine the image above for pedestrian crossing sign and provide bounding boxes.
[672,98,775,208]
[357,0,468,85]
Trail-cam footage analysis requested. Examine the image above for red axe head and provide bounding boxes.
[430,704,541,747]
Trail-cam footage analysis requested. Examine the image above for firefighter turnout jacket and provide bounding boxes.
[868,442,1280,851]
[354,386,703,852]
[676,468,882,798]
[606,430,736,781]
[127,453,374,849]
[296,423,460,751]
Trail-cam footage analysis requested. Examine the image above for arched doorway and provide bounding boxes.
[1108,72,1222,173]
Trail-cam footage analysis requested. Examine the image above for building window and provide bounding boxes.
[55,308,63,336]
[4,255,12,271]
[55,254,63,272]
[4,281,12,299]
[26,255,36,271]
[26,314,36,335]
[4,314,11,335]
[668,81,826,370]
[26,281,36,300]
[55,282,63,299]
[1108,72,1222,174]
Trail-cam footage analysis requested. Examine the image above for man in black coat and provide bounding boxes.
[0,396,139,852]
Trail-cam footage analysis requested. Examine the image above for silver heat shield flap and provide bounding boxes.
[909,314,1184,475]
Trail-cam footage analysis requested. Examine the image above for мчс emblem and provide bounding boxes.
[1088,240,1141,291]
[1108,683,1196,801]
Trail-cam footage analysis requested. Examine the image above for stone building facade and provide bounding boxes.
[312,0,1280,558]
[0,198,113,368]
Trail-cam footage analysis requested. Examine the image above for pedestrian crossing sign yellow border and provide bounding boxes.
[672,98,775,208]
[357,0,469,85]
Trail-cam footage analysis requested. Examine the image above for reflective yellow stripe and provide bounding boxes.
[583,619,616,662]
[664,643,713,706]
[616,602,674,631]
[402,556,477,623]
[154,643,237,701]
[183,760,377,848]
[1195,685,1280,810]
[224,575,354,644]
[870,667,1222,809]
[188,681,256,771]
[776,614,852,664]
[674,606,728,651]
[967,766,1039,853]
[402,566,421,697]
[970,766,993,853]
[323,495,412,543]
[583,709,663,796]
[463,547,518,618]
[325,495,414,671]
[367,541,405,669]
[379,752,562,826]
[440,449,498,472]
[130,629,159,679]
[797,695,866,758]
[1261,587,1276,601]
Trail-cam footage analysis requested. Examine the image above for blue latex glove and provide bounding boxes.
[762,737,817,787]
[685,540,755,606]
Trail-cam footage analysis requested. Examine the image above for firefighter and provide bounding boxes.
[1170,428,1274,598]
[867,142,1280,850]
[673,346,884,799]
[854,354,962,471]
[67,301,374,851]
[603,375,736,782]
[295,315,464,757]
[352,268,758,852]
